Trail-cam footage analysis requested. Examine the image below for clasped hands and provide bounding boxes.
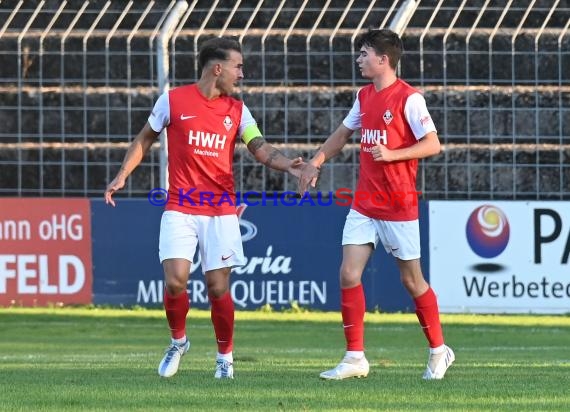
[287,157,320,194]
[289,143,393,194]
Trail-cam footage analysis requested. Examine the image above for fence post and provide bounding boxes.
[157,0,189,191]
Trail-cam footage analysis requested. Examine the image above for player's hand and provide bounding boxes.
[297,160,320,194]
[286,157,304,178]
[104,176,126,207]
[371,144,394,162]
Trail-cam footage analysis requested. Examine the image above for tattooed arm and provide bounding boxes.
[246,136,319,181]
[247,136,297,171]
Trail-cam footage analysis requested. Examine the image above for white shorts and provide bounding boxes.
[159,210,246,273]
[341,209,421,260]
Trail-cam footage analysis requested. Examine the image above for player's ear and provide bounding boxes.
[213,62,223,76]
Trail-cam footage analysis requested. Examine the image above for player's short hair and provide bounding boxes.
[198,37,242,72]
[356,29,403,70]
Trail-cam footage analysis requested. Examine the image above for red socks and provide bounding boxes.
[164,289,234,353]
[164,289,190,340]
[341,284,366,351]
[414,287,444,348]
[210,291,234,354]
[341,285,444,350]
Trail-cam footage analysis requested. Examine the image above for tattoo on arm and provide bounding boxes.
[247,136,265,155]
[263,149,282,168]
[247,136,286,169]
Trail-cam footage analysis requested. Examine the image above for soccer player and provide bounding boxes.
[299,29,454,380]
[105,37,318,379]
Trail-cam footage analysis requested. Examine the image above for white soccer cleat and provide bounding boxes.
[214,359,234,379]
[158,339,190,378]
[319,356,369,380]
[422,345,455,380]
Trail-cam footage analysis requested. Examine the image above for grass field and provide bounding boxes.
[1,308,569,411]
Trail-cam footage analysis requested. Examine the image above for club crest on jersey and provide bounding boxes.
[383,109,393,125]
[223,115,233,131]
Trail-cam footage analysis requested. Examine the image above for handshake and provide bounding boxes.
[285,156,322,195]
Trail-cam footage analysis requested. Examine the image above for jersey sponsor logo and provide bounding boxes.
[221,254,234,261]
[193,148,219,158]
[360,128,387,145]
[223,115,233,131]
[188,130,227,150]
[180,114,197,120]
[383,109,393,125]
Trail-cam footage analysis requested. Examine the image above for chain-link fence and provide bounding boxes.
[0,0,568,199]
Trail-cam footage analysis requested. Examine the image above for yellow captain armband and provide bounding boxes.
[241,124,262,145]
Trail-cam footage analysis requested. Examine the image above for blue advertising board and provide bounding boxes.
[91,199,429,311]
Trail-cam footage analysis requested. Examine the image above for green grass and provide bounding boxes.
[1,308,569,411]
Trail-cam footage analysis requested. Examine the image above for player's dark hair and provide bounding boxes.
[198,37,242,72]
[356,29,403,70]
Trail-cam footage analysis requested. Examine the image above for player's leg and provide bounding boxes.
[320,210,376,380]
[163,258,192,342]
[205,267,235,379]
[339,244,373,356]
[397,258,454,379]
[198,214,246,379]
[397,258,441,346]
[383,219,453,379]
[157,211,197,378]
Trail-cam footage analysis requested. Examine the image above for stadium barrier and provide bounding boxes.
[0,198,92,306]
[89,198,416,312]
[1,198,568,313]
[430,201,570,314]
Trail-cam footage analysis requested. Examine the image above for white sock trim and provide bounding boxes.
[172,336,187,346]
[345,350,365,359]
[430,344,445,355]
[217,352,233,363]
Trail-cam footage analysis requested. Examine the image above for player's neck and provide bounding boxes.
[371,73,398,92]
[196,78,222,100]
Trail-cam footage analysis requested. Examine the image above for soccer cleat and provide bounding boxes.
[422,345,455,380]
[214,359,234,379]
[319,355,369,380]
[158,339,190,378]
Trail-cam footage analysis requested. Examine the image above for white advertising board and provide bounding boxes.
[430,201,570,314]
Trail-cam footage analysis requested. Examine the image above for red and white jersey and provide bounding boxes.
[148,84,258,216]
[343,79,437,221]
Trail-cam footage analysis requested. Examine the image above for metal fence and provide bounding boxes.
[0,0,568,199]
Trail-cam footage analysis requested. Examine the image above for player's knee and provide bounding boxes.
[339,267,361,288]
[206,276,229,297]
[400,273,426,295]
[207,284,228,298]
[400,274,414,290]
[164,280,186,296]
